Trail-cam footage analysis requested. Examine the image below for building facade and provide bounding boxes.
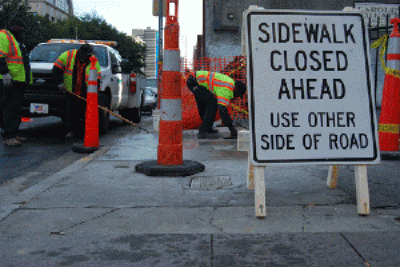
[196,0,400,108]
[200,0,400,58]
[26,0,74,21]
[132,27,158,79]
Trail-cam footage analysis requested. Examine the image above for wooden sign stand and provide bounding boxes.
[327,165,370,215]
[238,130,370,218]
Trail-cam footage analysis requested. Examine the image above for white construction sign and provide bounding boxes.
[245,10,380,166]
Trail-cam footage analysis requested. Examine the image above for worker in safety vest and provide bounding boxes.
[52,44,101,138]
[187,71,246,139]
[0,18,32,147]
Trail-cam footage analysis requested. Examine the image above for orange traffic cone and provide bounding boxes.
[135,0,205,177]
[379,18,400,152]
[73,56,100,153]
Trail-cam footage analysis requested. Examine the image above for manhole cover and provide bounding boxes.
[190,176,232,190]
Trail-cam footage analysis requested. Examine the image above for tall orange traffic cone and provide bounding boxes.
[135,0,205,176]
[73,56,100,153]
[379,18,400,152]
[157,0,183,166]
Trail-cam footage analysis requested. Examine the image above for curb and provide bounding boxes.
[0,147,109,221]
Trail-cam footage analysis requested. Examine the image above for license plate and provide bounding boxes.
[30,103,49,114]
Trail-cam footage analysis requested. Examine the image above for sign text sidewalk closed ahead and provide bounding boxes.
[245,10,380,165]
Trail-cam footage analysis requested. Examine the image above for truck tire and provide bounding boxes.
[98,92,110,135]
[130,106,142,123]
[119,106,141,124]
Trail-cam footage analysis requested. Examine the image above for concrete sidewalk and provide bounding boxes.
[0,118,399,266]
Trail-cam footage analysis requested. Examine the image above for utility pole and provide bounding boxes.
[157,0,163,92]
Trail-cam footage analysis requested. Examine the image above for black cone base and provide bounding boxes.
[136,160,205,177]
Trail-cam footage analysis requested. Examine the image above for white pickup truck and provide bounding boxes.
[25,39,146,134]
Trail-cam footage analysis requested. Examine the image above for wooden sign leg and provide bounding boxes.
[327,165,339,189]
[354,165,370,215]
[247,154,255,190]
[254,166,266,218]
[238,130,255,190]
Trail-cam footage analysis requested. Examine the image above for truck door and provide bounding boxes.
[110,50,128,107]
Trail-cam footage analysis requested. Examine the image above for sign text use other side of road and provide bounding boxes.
[245,10,380,166]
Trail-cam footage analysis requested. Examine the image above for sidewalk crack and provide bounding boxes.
[340,233,371,266]
[208,207,223,233]
[301,205,306,233]
[210,234,214,267]
[62,208,120,232]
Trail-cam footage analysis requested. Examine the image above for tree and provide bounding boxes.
[75,14,146,74]
[0,0,30,29]
[1,1,146,74]
[23,14,60,51]
[40,13,146,74]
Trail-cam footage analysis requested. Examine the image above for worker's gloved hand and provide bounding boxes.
[57,83,65,91]
[186,75,198,91]
[2,73,12,87]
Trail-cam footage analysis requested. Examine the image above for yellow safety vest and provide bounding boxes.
[54,49,101,92]
[0,29,27,82]
[196,71,235,107]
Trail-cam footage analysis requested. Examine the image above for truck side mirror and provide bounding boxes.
[112,63,122,73]
[120,59,132,73]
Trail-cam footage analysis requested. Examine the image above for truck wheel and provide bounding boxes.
[98,92,110,135]
[130,106,141,123]
[119,106,141,124]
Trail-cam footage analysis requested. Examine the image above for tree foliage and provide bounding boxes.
[0,0,146,74]
[0,0,30,29]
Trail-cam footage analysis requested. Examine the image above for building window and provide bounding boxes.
[45,0,70,13]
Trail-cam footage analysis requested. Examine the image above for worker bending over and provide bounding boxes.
[52,44,101,138]
[187,71,246,139]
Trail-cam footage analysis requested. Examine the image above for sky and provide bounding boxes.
[73,0,203,61]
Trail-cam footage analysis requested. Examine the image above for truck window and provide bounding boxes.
[30,43,109,68]
[110,51,118,66]
[29,43,81,63]
[110,48,122,62]
[92,46,108,68]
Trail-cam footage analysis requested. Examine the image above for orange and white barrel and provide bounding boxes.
[157,0,183,165]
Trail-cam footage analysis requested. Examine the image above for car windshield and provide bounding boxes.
[29,43,108,67]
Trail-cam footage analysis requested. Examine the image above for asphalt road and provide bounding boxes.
[0,114,147,187]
